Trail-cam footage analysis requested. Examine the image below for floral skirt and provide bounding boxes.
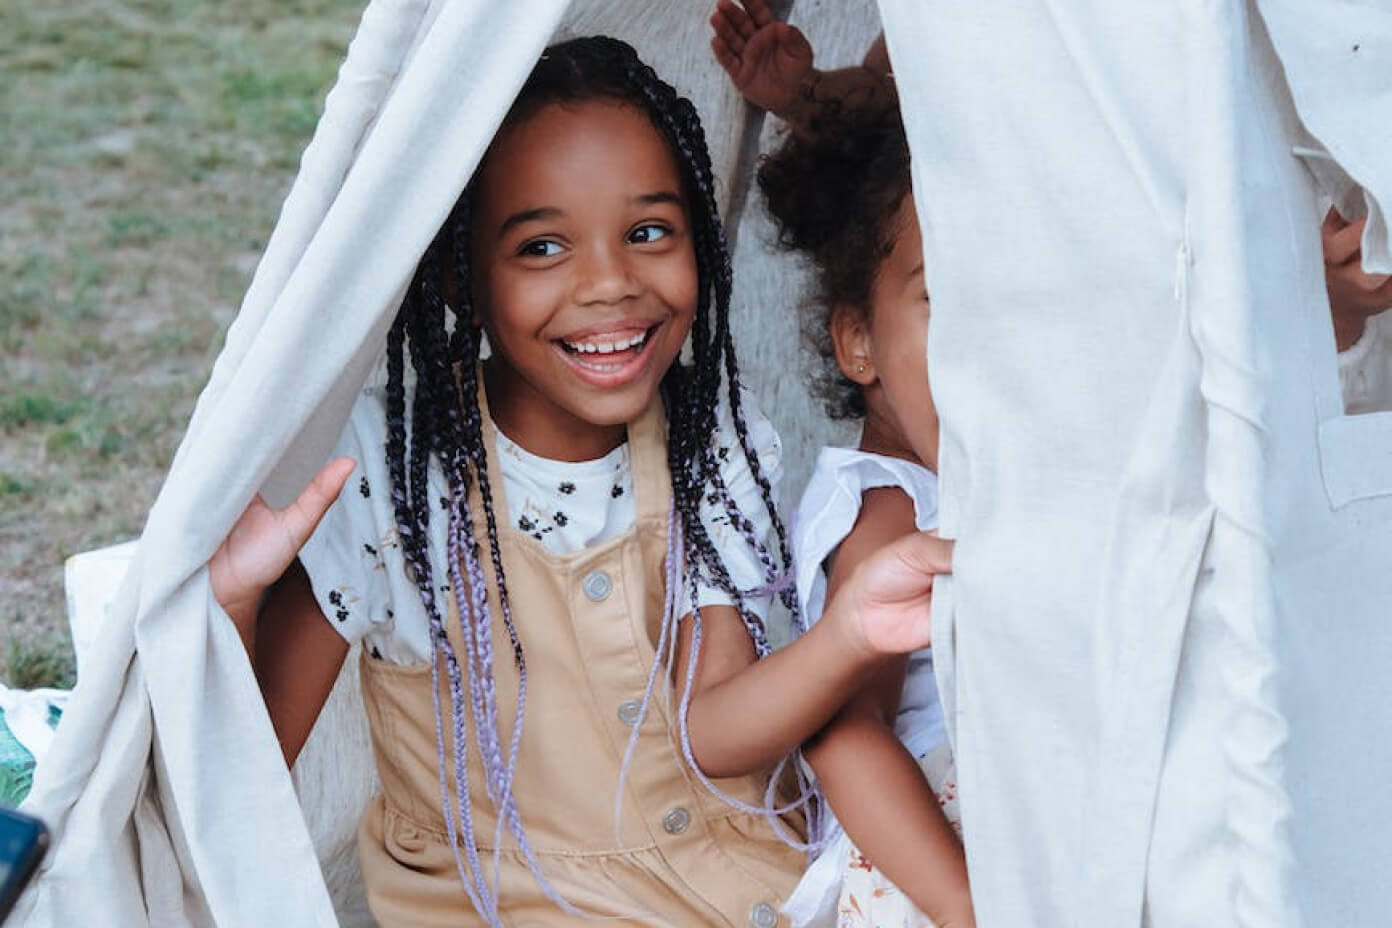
[836,741,960,928]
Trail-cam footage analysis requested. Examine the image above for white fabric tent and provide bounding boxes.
[17,0,1392,926]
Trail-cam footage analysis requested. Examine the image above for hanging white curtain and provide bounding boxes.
[878,0,1392,926]
[17,3,567,924]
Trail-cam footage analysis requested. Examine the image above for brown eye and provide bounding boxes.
[628,223,672,244]
[519,239,563,257]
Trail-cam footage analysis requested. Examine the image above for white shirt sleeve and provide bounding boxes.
[298,388,410,652]
[682,388,786,625]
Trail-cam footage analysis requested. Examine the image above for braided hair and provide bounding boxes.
[383,36,806,922]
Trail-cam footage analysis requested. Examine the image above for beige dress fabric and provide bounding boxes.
[356,388,803,926]
[835,742,960,928]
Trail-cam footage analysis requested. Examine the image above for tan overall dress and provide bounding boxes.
[356,391,804,927]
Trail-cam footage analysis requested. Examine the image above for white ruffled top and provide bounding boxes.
[782,445,946,928]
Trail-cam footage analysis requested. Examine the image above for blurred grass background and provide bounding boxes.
[1,0,364,687]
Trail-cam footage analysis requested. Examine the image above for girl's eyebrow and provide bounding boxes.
[498,206,562,236]
[496,192,679,237]
[634,191,683,207]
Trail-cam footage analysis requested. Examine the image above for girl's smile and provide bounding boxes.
[555,318,663,385]
[470,99,699,462]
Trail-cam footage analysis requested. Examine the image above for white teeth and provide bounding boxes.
[562,330,650,354]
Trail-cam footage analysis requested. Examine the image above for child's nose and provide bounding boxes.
[573,244,640,305]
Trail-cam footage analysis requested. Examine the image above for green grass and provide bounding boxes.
[2,634,76,691]
[0,0,363,683]
[0,393,82,430]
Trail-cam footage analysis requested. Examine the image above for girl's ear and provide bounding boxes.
[830,304,876,386]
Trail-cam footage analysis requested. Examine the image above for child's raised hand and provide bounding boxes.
[1325,207,1392,350]
[829,531,953,657]
[709,0,814,117]
[209,457,355,621]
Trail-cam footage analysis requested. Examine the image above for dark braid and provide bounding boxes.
[382,37,807,920]
[617,47,799,643]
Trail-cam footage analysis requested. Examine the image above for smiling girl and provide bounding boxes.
[209,37,952,927]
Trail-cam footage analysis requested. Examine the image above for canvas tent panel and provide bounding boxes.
[879,0,1392,926]
[878,0,1195,923]
[1252,7,1392,925]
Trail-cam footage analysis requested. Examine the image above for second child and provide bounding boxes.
[758,108,972,928]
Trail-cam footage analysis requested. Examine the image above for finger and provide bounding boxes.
[283,457,355,549]
[711,34,740,74]
[711,8,747,54]
[1323,205,1350,237]
[742,0,776,28]
[893,532,955,577]
[1325,217,1366,267]
[718,0,755,39]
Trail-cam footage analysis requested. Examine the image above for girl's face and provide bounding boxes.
[836,194,940,469]
[470,99,699,461]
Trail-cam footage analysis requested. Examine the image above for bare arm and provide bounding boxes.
[675,599,883,779]
[678,489,951,778]
[211,458,354,767]
[804,488,974,927]
[254,560,349,767]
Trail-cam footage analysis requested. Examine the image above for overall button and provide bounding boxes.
[661,807,691,835]
[582,570,612,602]
[616,699,642,727]
[749,902,779,928]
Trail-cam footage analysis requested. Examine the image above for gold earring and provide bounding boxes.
[855,362,867,373]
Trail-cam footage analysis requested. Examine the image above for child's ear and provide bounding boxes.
[830,305,876,386]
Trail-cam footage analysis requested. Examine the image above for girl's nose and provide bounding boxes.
[573,244,641,305]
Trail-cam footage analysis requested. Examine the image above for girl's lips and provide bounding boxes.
[554,322,662,388]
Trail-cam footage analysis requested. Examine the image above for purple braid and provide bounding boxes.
[443,209,530,843]
[385,306,497,915]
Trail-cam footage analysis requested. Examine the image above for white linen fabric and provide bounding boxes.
[876,0,1392,926]
[781,446,945,928]
[298,371,783,664]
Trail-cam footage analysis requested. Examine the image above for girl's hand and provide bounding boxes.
[709,0,814,117]
[831,531,953,657]
[210,458,355,623]
[1325,208,1392,351]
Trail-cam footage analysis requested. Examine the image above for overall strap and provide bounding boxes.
[625,394,672,524]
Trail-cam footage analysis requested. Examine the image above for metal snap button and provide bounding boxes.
[582,570,612,602]
[749,901,778,928]
[617,699,642,727]
[661,807,691,835]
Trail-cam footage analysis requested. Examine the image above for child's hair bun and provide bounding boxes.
[756,106,911,260]
[755,104,912,421]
